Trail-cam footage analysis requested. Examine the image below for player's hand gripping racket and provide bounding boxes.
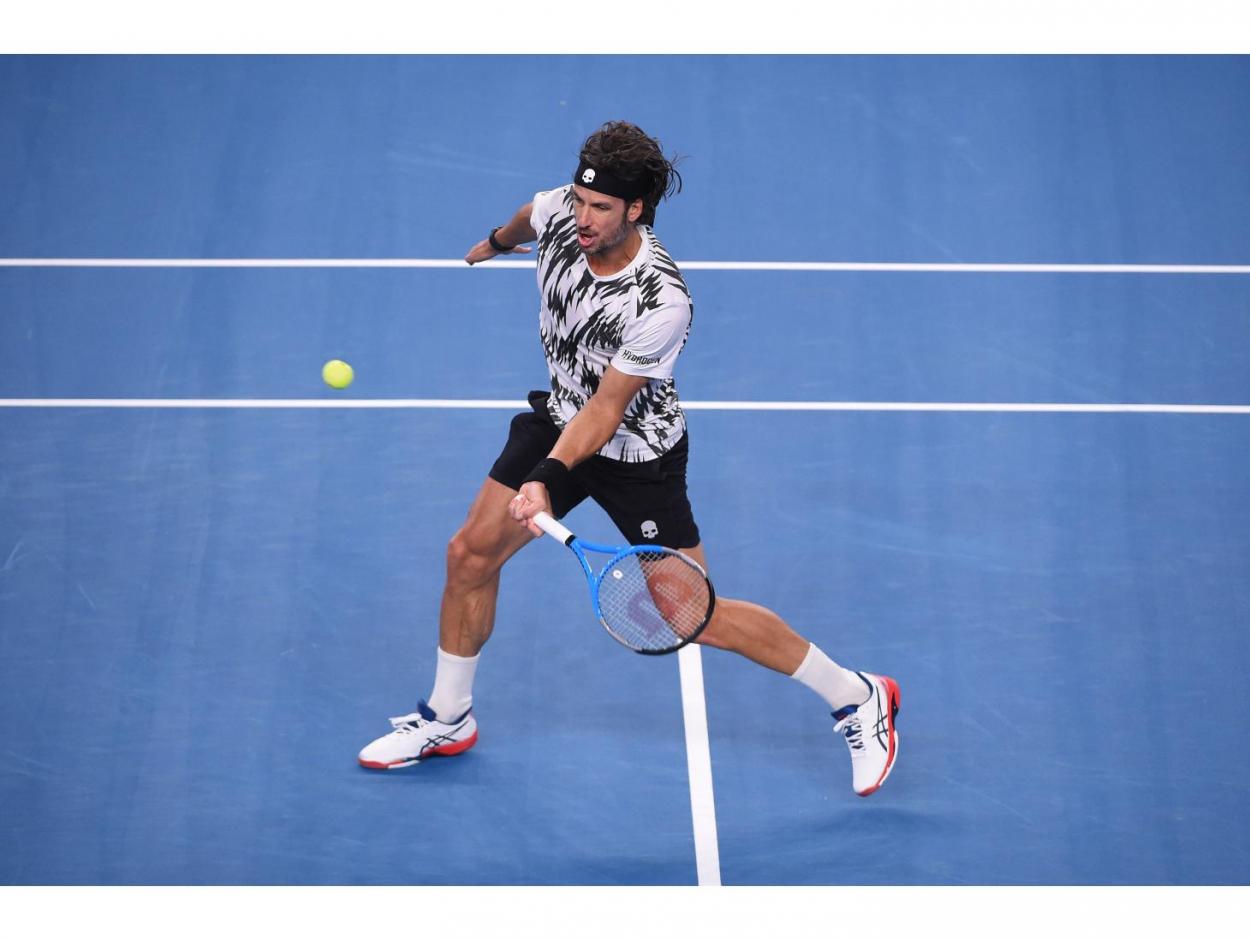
[531,512,715,654]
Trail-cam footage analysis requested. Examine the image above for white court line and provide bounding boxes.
[2,258,1250,273]
[677,645,721,887]
[1,399,1248,413]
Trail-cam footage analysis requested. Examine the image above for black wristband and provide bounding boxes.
[522,457,572,508]
[488,226,514,253]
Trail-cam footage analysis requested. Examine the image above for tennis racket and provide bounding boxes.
[531,511,715,655]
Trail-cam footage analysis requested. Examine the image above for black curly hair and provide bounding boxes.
[577,121,683,227]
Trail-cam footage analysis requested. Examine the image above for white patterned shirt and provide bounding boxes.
[530,184,693,462]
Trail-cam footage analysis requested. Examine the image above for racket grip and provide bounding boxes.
[532,511,575,545]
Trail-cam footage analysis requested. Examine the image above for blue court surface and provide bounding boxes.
[2,56,1249,886]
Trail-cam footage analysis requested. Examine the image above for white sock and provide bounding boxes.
[427,647,480,722]
[791,643,872,712]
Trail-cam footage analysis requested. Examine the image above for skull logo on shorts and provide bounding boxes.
[641,520,658,539]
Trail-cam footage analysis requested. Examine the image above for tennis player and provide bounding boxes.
[359,121,900,797]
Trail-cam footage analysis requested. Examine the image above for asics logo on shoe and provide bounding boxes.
[418,722,470,757]
[871,698,890,752]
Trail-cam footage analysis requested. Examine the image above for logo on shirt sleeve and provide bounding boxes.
[619,349,660,366]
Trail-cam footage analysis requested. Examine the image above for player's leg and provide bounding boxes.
[678,544,811,669]
[359,393,585,770]
[439,476,538,658]
[682,541,900,795]
[358,479,532,771]
[418,476,541,725]
[578,436,850,689]
[428,395,590,717]
[583,435,900,795]
[679,542,868,699]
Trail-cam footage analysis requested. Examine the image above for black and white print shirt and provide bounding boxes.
[530,184,693,462]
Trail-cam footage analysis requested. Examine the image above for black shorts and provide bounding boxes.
[489,391,701,549]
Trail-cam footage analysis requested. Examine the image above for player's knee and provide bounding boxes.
[445,529,500,585]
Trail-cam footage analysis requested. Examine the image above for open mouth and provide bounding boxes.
[577,232,594,249]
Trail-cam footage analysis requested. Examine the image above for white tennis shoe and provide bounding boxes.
[832,672,900,797]
[358,700,478,770]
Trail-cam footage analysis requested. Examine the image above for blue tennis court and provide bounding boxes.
[2,55,1248,885]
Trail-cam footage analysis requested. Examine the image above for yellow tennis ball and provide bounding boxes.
[322,359,354,389]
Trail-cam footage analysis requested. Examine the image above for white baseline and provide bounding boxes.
[1,399,1247,413]
[2,258,1250,273]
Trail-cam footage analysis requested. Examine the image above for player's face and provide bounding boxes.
[572,185,640,256]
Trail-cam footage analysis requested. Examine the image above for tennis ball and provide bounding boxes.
[322,359,354,389]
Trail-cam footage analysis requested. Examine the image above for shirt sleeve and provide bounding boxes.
[610,300,692,380]
[529,185,569,235]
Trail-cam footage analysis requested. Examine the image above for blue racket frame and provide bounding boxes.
[532,512,715,654]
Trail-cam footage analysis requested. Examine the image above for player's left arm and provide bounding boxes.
[465,202,537,265]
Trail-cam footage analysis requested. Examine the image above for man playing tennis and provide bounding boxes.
[358,121,901,797]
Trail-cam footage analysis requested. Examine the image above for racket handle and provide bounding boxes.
[532,511,575,545]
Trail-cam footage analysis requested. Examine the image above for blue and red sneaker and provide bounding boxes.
[832,673,900,796]
[358,700,478,770]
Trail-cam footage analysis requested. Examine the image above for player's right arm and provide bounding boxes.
[465,202,536,265]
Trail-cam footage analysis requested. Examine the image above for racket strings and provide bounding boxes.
[596,549,711,651]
